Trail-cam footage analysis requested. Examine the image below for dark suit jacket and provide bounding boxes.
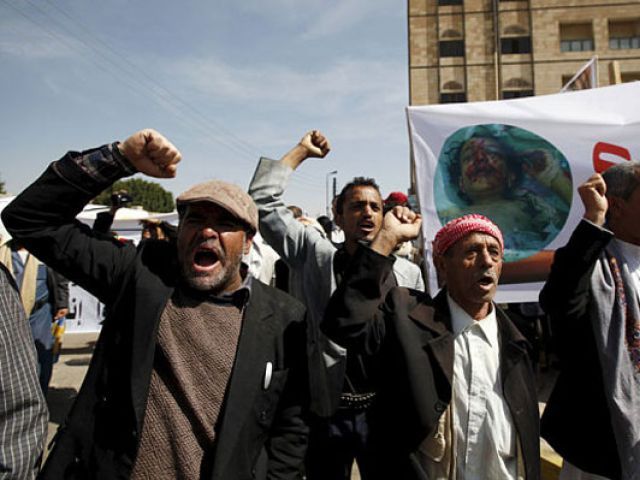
[539,220,621,479]
[3,153,310,480]
[323,246,540,480]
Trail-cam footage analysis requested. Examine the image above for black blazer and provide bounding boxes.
[3,162,310,480]
[539,220,621,479]
[323,246,540,480]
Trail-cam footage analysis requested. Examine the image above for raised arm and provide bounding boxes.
[539,173,612,338]
[248,131,331,266]
[322,207,422,353]
[1,129,181,304]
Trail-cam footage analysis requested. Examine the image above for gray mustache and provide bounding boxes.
[195,240,224,259]
[475,269,499,283]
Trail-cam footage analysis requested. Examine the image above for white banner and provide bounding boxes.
[66,283,106,332]
[407,82,640,302]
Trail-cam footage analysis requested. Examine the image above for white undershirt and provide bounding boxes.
[448,294,517,479]
[17,249,29,265]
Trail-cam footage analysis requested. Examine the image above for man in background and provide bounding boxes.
[0,260,48,478]
[249,130,424,480]
[323,212,540,479]
[0,239,69,395]
[541,167,640,480]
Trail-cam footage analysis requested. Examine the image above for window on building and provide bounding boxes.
[609,19,640,50]
[439,40,465,57]
[622,72,640,82]
[560,39,594,52]
[501,36,532,54]
[502,90,534,99]
[438,0,463,5]
[440,92,467,103]
[561,75,574,88]
[560,22,594,52]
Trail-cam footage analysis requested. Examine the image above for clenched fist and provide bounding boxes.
[280,130,331,170]
[299,130,331,159]
[118,129,182,179]
[371,206,422,256]
[578,173,607,226]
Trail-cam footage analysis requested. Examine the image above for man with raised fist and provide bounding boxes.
[249,131,424,480]
[2,129,311,480]
[540,167,640,480]
[323,210,540,480]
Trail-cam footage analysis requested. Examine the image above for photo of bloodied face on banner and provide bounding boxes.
[434,124,573,263]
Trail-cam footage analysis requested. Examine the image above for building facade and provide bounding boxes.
[408,0,640,104]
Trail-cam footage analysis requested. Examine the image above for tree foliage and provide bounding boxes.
[93,178,174,213]
[0,177,5,196]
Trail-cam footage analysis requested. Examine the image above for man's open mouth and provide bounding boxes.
[476,272,496,289]
[193,247,220,271]
[359,221,375,233]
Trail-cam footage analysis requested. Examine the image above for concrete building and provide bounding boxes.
[408,0,640,105]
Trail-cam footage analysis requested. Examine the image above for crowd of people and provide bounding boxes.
[0,128,638,480]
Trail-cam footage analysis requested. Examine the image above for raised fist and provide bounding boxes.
[299,130,331,159]
[578,173,607,226]
[371,206,422,256]
[382,206,422,243]
[118,129,182,179]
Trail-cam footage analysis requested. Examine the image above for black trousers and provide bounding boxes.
[305,407,376,480]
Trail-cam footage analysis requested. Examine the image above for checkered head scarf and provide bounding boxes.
[432,214,504,257]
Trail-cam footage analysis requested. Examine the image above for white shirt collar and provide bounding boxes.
[447,293,499,349]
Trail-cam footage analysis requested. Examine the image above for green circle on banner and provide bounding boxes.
[434,124,573,262]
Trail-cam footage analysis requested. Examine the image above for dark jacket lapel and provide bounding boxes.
[496,307,530,383]
[130,244,180,428]
[409,289,454,385]
[129,273,174,428]
[497,307,540,479]
[211,281,274,477]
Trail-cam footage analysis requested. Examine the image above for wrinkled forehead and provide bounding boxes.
[449,231,503,253]
[343,185,383,206]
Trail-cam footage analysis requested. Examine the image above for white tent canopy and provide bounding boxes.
[0,196,178,332]
[0,196,178,244]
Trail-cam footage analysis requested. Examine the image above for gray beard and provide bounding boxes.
[181,250,243,293]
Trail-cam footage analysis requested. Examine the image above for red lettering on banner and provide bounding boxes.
[593,142,631,173]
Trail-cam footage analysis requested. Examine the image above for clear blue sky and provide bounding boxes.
[0,0,410,216]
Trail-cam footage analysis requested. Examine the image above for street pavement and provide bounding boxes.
[44,333,561,479]
[45,332,96,456]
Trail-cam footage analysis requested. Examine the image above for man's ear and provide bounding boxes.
[433,254,447,285]
[243,233,255,255]
[334,213,344,229]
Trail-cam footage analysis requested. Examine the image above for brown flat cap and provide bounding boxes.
[176,180,258,233]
